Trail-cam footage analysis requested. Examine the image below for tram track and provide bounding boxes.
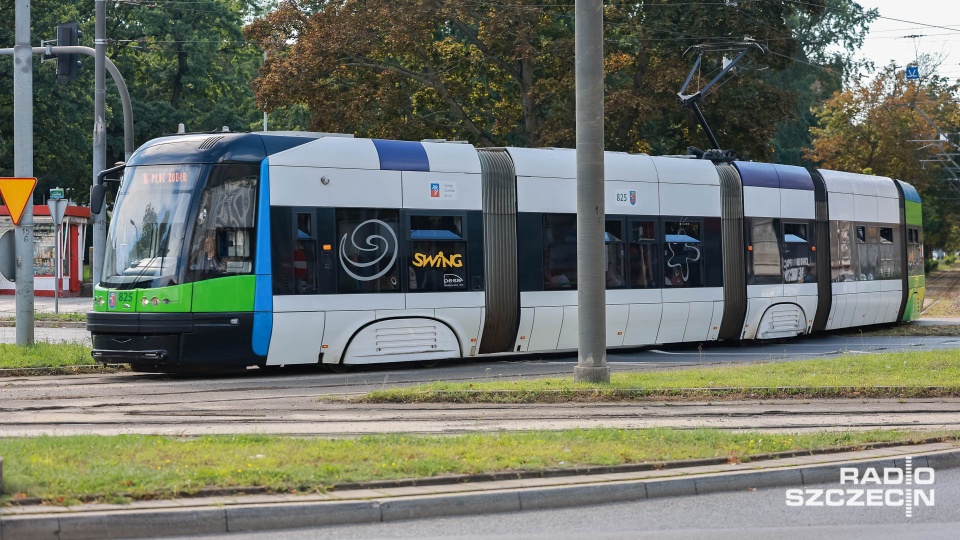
[3,398,960,436]
[921,267,960,315]
[0,359,769,405]
[4,335,960,438]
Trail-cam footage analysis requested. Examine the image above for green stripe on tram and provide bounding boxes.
[904,199,922,227]
[94,284,193,313]
[902,198,924,322]
[93,275,256,314]
[191,275,256,312]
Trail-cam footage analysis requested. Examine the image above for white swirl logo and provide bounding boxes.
[339,219,398,281]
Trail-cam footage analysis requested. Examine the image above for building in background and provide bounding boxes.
[0,204,90,297]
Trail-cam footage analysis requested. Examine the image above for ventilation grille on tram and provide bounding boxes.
[199,136,225,150]
[375,324,440,354]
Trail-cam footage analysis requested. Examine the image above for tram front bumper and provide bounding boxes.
[87,311,260,372]
[91,333,178,363]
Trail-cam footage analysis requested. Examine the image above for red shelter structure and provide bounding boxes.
[0,203,91,297]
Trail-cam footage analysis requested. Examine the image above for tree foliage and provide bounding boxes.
[0,0,270,204]
[245,0,837,157]
[806,61,960,250]
[769,0,876,166]
[0,0,94,202]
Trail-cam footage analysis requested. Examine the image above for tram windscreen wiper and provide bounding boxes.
[122,242,170,290]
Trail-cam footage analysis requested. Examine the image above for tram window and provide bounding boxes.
[880,227,894,244]
[517,213,544,292]
[271,208,295,295]
[628,220,657,289]
[911,229,918,276]
[915,229,925,276]
[879,226,901,279]
[293,213,318,294]
[857,225,879,281]
[745,218,782,285]
[336,208,401,293]
[408,215,468,292]
[186,165,257,283]
[543,214,577,289]
[782,222,816,284]
[664,221,703,288]
[831,221,854,282]
[605,220,626,289]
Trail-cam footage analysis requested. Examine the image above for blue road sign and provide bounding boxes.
[906,66,920,80]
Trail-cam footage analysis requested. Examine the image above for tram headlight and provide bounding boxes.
[97,297,105,306]
[141,297,149,306]
[151,297,159,306]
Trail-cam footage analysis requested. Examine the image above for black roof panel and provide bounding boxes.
[127,132,325,166]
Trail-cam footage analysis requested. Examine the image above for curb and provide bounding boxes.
[2,447,958,540]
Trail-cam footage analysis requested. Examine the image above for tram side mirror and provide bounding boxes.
[90,184,106,214]
[92,162,126,214]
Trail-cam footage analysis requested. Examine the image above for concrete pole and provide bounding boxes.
[573,0,609,383]
[92,0,107,287]
[14,0,35,346]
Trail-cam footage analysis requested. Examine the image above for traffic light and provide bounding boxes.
[56,22,81,82]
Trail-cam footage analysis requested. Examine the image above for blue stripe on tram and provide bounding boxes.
[373,139,430,172]
[252,158,273,357]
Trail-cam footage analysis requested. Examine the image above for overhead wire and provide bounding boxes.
[784,0,960,34]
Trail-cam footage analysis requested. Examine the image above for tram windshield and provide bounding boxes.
[101,163,260,290]
[101,165,201,289]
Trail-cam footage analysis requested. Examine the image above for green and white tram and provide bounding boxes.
[89,131,923,373]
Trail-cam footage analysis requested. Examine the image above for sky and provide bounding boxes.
[856,0,960,81]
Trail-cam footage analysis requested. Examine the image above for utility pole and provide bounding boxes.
[573,0,609,383]
[14,0,35,346]
[92,0,107,288]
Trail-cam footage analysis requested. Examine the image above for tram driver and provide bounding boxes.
[197,233,224,277]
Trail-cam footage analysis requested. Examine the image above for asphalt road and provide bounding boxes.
[159,465,960,540]
[3,334,960,437]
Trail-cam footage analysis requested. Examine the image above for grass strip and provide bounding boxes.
[359,349,960,403]
[0,342,92,370]
[0,430,951,506]
[843,324,960,337]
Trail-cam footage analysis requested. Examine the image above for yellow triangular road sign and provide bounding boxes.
[0,177,37,226]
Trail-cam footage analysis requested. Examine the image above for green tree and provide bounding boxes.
[0,0,95,202]
[105,0,269,163]
[806,61,960,251]
[0,0,269,204]
[769,0,877,166]
[245,0,833,158]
